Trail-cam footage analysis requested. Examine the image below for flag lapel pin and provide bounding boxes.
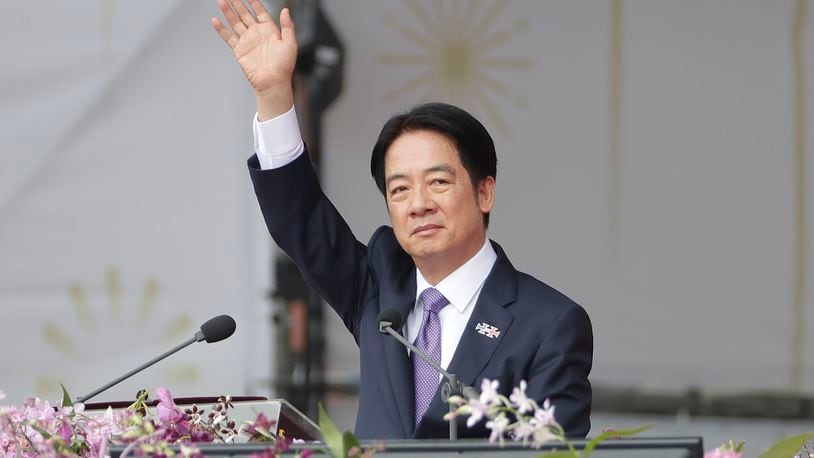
[475,322,500,339]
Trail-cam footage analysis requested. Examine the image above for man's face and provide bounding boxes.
[384,129,495,272]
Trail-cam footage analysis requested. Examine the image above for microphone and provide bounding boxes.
[377,308,479,440]
[75,315,237,404]
[196,314,237,343]
[377,308,404,333]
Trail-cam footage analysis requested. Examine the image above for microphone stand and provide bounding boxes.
[75,335,198,404]
[379,322,478,441]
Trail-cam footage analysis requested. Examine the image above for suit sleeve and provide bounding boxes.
[247,150,372,335]
[526,304,593,437]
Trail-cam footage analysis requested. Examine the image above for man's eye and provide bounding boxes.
[390,186,407,195]
[431,179,449,185]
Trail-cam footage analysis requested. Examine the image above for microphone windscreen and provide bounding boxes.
[199,315,236,343]
[377,308,403,330]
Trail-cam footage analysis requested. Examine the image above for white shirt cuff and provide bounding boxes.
[252,105,305,170]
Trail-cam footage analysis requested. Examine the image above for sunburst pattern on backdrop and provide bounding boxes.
[35,268,197,400]
[378,0,533,136]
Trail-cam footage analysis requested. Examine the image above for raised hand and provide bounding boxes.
[212,0,297,120]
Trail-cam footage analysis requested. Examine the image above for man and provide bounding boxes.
[212,0,593,440]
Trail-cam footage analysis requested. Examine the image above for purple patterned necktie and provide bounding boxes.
[413,287,449,426]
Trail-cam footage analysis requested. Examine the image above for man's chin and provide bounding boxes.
[404,243,447,262]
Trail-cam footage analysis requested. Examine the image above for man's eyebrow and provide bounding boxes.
[385,173,407,186]
[385,164,456,187]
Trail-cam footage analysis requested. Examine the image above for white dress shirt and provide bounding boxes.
[253,108,498,374]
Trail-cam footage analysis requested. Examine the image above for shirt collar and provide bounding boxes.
[415,238,498,313]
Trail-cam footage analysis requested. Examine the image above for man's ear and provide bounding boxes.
[478,176,496,213]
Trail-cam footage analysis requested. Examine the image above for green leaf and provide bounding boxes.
[342,430,361,456]
[60,383,73,408]
[319,403,345,458]
[758,432,814,458]
[727,439,746,453]
[582,424,653,458]
[29,423,53,440]
[256,426,276,441]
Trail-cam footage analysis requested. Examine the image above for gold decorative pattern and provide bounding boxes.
[159,314,194,346]
[68,283,96,332]
[36,268,195,399]
[791,0,808,392]
[379,0,533,136]
[138,278,161,325]
[107,267,122,320]
[42,323,80,360]
[164,365,201,384]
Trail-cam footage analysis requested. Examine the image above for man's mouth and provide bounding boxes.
[412,224,442,235]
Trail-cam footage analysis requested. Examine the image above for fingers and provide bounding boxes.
[217,0,247,35]
[228,0,259,29]
[248,0,273,24]
[212,0,291,47]
[211,17,237,48]
[279,8,296,44]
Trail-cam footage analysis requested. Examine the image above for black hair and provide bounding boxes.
[369,102,497,227]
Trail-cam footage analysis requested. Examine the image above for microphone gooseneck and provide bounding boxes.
[75,314,237,404]
[376,308,458,386]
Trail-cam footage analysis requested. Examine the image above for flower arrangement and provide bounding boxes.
[3,381,812,458]
[445,379,814,458]
[444,379,651,457]
[0,386,306,457]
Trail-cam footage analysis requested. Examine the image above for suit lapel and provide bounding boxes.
[419,241,517,428]
[376,267,417,437]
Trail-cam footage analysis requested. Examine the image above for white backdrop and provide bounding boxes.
[0,1,273,404]
[1,0,813,419]
[319,0,814,396]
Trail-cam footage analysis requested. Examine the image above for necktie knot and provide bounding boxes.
[419,288,449,315]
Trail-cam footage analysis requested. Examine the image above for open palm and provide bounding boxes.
[212,0,297,97]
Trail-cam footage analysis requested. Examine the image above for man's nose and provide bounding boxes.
[408,186,435,216]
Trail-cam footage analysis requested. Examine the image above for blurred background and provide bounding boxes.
[1,0,812,454]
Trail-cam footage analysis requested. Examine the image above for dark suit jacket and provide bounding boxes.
[248,151,593,439]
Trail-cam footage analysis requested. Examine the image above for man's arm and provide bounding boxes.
[213,1,372,333]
